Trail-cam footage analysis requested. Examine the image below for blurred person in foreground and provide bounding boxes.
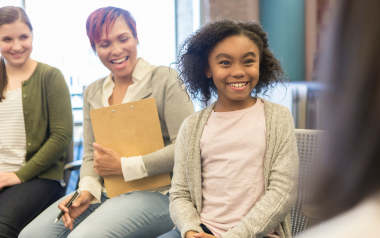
[299,0,380,237]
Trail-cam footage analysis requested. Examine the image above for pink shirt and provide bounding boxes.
[200,99,278,237]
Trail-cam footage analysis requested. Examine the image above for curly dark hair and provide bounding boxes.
[177,19,285,102]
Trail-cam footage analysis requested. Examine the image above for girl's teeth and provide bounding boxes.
[229,83,248,88]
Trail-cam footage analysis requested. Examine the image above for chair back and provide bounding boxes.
[63,138,74,189]
[291,129,323,237]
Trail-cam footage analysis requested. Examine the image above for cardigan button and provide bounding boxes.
[27,143,31,146]
[24,111,28,115]
[23,94,27,98]
[21,82,25,85]
[26,128,30,131]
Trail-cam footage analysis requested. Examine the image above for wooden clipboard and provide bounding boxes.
[90,98,171,198]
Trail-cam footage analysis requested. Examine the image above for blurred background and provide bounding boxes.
[0,0,337,191]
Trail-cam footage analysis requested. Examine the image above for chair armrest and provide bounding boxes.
[64,160,83,171]
[302,204,328,220]
[302,204,327,229]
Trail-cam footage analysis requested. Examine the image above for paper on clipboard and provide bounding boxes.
[90,98,171,198]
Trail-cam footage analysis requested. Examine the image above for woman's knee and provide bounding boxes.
[18,196,69,238]
[157,228,181,238]
[0,222,19,238]
[124,211,174,238]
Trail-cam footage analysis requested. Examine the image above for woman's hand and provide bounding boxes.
[93,142,122,176]
[0,172,21,189]
[59,190,94,230]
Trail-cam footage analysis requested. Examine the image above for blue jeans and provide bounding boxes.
[19,191,174,238]
[158,227,181,238]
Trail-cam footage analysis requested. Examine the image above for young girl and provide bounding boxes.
[0,6,72,237]
[159,20,299,238]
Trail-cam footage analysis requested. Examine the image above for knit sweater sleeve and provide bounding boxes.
[169,116,203,238]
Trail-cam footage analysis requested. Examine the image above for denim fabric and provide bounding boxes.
[20,191,174,238]
[157,227,181,238]
[0,178,63,238]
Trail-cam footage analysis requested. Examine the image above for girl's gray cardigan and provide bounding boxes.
[169,98,299,238]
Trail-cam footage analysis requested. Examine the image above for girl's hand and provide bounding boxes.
[93,142,122,176]
[193,231,217,238]
[59,191,93,230]
[187,231,217,238]
[0,172,21,189]
[186,231,198,238]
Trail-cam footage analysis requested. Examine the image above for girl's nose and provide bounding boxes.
[230,65,245,78]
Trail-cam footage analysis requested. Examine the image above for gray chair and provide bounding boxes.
[291,129,323,237]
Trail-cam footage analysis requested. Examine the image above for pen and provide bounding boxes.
[54,190,81,224]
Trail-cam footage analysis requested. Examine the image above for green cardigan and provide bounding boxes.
[12,62,73,182]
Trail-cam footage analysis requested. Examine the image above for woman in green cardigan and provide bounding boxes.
[0,6,72,237]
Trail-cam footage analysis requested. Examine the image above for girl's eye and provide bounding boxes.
[20,35,29,40]
[120,38,129,42]
[100,43,110,48]
[219,61,230,66]
[244,59,255,64]
[3,38,11,42]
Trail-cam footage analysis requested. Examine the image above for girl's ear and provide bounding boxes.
[205,67,212,78]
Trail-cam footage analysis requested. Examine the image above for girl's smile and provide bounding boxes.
[227,81,249,90]
[206,35,260,112]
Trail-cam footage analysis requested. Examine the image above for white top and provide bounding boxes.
[199,99,278,238]
[0,88,27,172]
[79,58,161,203]
[298,193,380,238]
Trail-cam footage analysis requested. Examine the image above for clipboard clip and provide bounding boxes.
[112,106,133,113]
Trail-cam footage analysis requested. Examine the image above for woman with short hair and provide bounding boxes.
[20,6,194,238]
